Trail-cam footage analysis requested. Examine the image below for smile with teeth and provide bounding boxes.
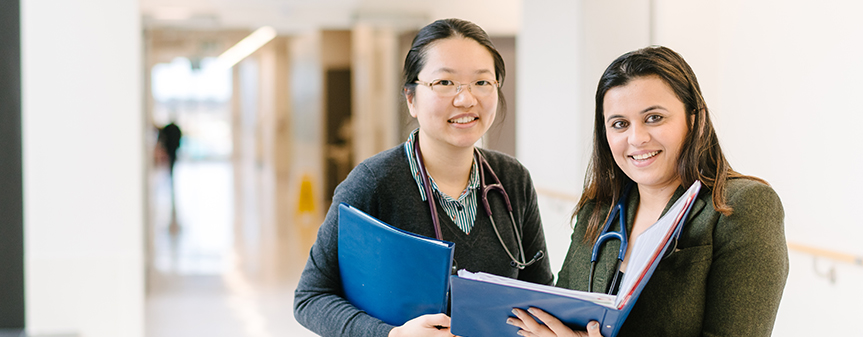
[448,116,478,124]
[630,150,660,161]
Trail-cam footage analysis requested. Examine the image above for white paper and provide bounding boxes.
[457,270,617,308]
[614,181,701,307]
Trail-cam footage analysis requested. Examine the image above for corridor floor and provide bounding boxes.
[145,160,318,337]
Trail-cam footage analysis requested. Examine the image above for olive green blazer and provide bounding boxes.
[557,179,788,337]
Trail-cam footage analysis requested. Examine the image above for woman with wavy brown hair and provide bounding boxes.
[508,46,788,337]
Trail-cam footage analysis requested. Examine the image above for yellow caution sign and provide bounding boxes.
[298,174,315,214]
[296,173,320,254]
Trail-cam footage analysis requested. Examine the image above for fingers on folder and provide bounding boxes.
[507,307,604,337]
[390,313,454,337]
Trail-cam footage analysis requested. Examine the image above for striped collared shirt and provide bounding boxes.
[404,129,479,234]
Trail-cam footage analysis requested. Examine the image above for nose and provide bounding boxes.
[628,124,650,146]
[452,84,478,108]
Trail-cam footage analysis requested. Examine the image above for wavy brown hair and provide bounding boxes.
[576,46,766,244]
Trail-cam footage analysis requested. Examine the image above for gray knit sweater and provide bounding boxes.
[293,144,553,337]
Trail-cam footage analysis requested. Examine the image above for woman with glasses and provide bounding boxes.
[294,18,552,337]
[507,46,788,337]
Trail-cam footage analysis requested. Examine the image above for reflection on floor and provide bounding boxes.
[146,160,318,337]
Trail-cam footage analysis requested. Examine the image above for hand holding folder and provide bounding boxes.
[450,181,702,337]
[337,203,455,327]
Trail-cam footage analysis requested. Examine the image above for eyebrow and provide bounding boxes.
[605,105,666,122]
[431,67,494,76]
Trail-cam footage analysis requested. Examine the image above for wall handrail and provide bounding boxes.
[787,242,863,266]
[534,187,580,204]
[535,188,863,267]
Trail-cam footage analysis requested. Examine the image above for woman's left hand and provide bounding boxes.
[506,307,604,337]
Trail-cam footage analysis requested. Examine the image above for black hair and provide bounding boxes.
[402,18,506,113]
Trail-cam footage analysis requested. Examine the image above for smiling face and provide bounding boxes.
[603,75,690,192]
[406,37,498,152]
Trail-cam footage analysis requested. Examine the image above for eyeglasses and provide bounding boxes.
[415,79,500,97]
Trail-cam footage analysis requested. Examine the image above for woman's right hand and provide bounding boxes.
[388,313,458,337]
[507,308,604,337]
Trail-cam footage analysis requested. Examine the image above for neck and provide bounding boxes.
[636,180,681,213]
[417,133,474,196]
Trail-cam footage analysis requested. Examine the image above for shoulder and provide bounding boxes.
[356,144,408,174]
[573,197,607,234]
[477,148,536,197]
[723,178,782,213]
[575,197,599,218]
[708,177,785,241]
[477,148,530,177]
[334,144,409,202]
[342,144,410,185]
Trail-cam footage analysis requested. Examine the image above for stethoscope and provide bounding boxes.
[587,181,687,294]
[413,135,544,270]
[588,182,634,294]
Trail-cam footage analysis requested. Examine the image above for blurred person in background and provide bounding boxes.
[156,119,182,233]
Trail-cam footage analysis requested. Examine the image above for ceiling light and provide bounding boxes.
[214,26,277,70]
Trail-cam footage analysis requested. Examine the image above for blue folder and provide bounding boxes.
[450,181,701,337]
[451,274,623,336]
[338,203,455,326]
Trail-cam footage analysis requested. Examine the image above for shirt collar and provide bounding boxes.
[404,128,480,201]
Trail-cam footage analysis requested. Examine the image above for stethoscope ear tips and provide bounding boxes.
[533,250,545,261]
[511,250,545,269]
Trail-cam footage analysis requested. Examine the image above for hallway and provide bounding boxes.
[146,160,316,337]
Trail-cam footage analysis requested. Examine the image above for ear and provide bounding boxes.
[405,88,418,118]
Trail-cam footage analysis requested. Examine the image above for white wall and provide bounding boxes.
[22,0,144,336]
[691,2,863,335]
[518,0,652,283]
[520,1,863,336]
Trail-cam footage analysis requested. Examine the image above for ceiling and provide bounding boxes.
[140,0,523,36]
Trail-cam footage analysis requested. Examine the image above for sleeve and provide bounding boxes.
[513,166,555,286]
[701,181,789,336]
[292,163,395,337]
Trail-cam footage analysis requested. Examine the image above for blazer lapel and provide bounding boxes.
[684,197,706,225]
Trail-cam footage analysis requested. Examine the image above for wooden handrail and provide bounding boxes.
[787,242,863,266]
[534,188,863,267]
[534,187,580,204]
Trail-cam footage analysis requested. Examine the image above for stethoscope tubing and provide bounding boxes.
[588,182,634,293]
[413,135,542,270]
[414,138,443,241]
